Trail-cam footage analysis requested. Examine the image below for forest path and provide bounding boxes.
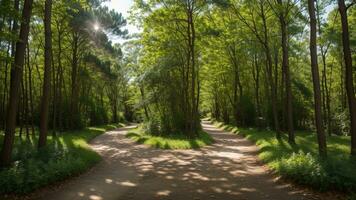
[38,121,333,200]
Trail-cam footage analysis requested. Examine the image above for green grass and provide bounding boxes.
[126,128,214,149]
[0,123,125,194]
[212,119,356,193]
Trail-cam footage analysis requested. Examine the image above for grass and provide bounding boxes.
[211,119,356,193]
[0,123,125,195]
[126,127,214,149]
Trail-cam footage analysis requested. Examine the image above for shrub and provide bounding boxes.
[0,123,120,194]
[277,151,356,192]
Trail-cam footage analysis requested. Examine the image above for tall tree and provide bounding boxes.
[307,0,327,157]
[38,0,53,148]
[0,0,34,167]
[337,0,356,156]
[274,0,295,144]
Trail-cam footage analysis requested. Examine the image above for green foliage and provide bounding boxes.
[0,124,123,194]
[142,118,160,135]
[126,127,213,149]
[277,152,356,191]
[213,120,356,192]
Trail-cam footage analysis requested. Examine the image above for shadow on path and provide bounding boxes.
[37,122,334,200]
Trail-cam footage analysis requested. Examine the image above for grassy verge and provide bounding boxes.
[126,127,213,149]
[0,123,125,194]
[211,119,356,193]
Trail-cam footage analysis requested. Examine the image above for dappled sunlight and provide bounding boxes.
[117,181,137,187]
[156,190,171,196]
[89,195,103,200]
[38,122,325,200]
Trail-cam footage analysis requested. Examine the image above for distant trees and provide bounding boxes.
[1,0,355,167]
[129,0,355,157]
[131,0,205,136]
[0,0,128,167]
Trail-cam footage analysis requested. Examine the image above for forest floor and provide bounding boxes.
[33,122,342,200]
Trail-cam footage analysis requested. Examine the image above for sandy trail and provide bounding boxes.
[38,121,334,200]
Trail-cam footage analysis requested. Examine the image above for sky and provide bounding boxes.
[103,0,140,44]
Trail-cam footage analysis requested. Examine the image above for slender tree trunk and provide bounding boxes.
[189,6,197,135]
[338,0,356,156]
[140,85,149,120]
[316,1,331,136]
[252,54,261,128]
[0,0,34,167]
[278,0,295,144]
[307,0,327,157]
[23,58,29,138]
[56,20,64,131]
[26,44,35,135]
[261,2,280,138]
[38,0,52,148]
[2,43,11,130]
[70,33,79,129]
[52,46,56,136]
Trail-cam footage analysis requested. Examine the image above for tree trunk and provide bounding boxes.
[260,2,280,138]
[38,0,52,148]
[70,33,79,129]
[140,86,149,120]
[252,54,261,128]
[338,0,356,156]
[307,0,327,157]
[0,0,34,167]
[26,44,35,135]
[278,0,295,144]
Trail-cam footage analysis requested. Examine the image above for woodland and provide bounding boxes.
[0,0,355,198]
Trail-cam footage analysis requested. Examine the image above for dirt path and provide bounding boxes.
[37,122,336,200]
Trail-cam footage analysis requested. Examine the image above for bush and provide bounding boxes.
[126,128,214,149]
[142,118,160,135]
[277,151,356,191]
[213,119,356,193]
[331,110,350,136]
[0,151,99,194]
[0,124,121,194]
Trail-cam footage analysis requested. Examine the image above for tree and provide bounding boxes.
[38,0,53,148]
[233,0,281,138]
[0,0,34,167]
[307,0,327,157]
[337,0,356,156]
[269,0,295,144]
[38,0,52,148]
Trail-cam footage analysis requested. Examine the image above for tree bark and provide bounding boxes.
[70,33,79,129]
[0,0,34,167]
[307,0,327,157]
[338,0,356,156]
[278,0,295,144]
[38,0,53,148]
[260,2,280,138]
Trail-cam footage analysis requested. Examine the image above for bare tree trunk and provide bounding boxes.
[140,85,149,120]
[338,0,356,156]
[307,0,327,157]
[26,44,35,135]
[0,0,34,167]
[278,0,295,144]
[260,2,280,138]
[252,54,261,128]
[1,43,11,130]
[38,0,52,148]
[70,33,79,129]
[55,20,64,131]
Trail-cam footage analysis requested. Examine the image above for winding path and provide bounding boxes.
[38,121,335,200]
